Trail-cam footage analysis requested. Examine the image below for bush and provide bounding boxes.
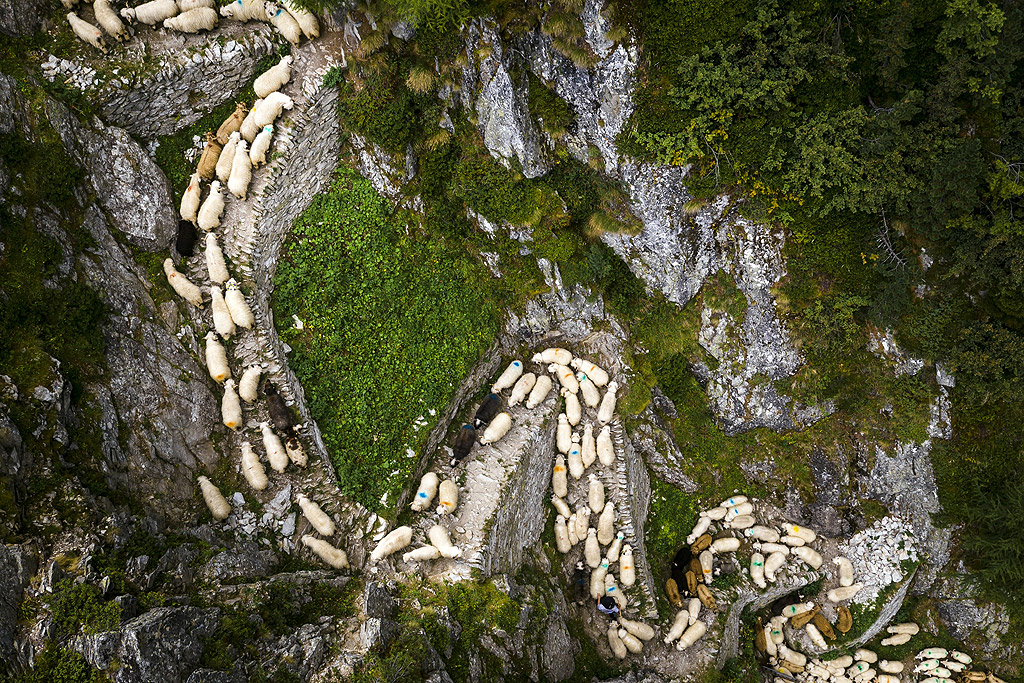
[6,645,106,683]
[45,580,121,637]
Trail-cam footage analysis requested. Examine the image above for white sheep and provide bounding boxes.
[567,435,583,479]
[261,421,289,472]
[410,472,439,512]
[436,479,458,515]
[491,360,523,393]
[224,279,254,329]
[216,131,239,183]
[253,55,293,98]
[221,379,241,429]
[210,285,236,339]
[827,583,863,602]
[664,609,689,643]
[607,626,627,660]
[597,381,618,424]
[620,544,636,586]
[757,542,789,556]
[618,628,643,654]
[711,537,740,553]
[204,331,230,383]
[590,560,608,599]
[881,633,912,647]
[729,514,755,529]
[93,0,128,41]
[219,0,267,22]
[283,0,317,38]
[750,552,766,588]
[552,454,567,498]
[743,525,779,543]
[428,524,461,558]
[726,501,753,518]
[162,258,203,306]
[581,423,596,468]
[571,358,609,386]
[763,551,786,582]
[228,140,251,199]
[180,172,202,223]
[780,534,806,547]
[549,363,578,394]
[526,373,552,408]
[198,475,230,520]
[301,535,349,569]
[264,2,302,43]
[164,6,217,31]
[239,105,261,142]
[879,661,905,674]
[584,528,600,567]
[479,411,511,444]
[402,545,441,563]
[587,474,604,514]
[566,513,578,546]
[554,515,571,554]
[556,413,570,454]
[597,501,614,545]
[563,387,581,426]
[120,0,178,24]
[238,365,261,402]
[249,125,274,167]
[806,623,828,649]
[577,372,600,408]
[285,436,306,466]
[508,372,535,407]
[687,516,711,544]
[370,526,412,562]
[551,495,570,519]
[67,13,107,52]
[252,91,294,131]
[197,180,225,231]
[240,440,268,490]
[604,572,625,607]
[204,233,229,284]
[793,546,823,569]
[676,622,707,651]
[596,425,614,466]
[785,523,817,543]
[532,347,572,365]
[888,622,920,635]
[178,0,215,10]
[834,555,855,586]
[605,531,623,562]
[699,550,713,581]
[297,493,335,535]
[688,597,701,625]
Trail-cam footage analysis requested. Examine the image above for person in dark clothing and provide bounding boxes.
[596,595,620,621]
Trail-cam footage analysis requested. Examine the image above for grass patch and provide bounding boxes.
[645,476,699,618]
[45,579,121,638]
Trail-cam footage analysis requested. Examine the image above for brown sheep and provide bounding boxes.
[197,132,222,179]
[216,102,247,145]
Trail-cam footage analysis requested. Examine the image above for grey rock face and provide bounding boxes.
[71,606,219,683]
[0,0,48,38]
[0,545,37,671]
[202,544,279,583]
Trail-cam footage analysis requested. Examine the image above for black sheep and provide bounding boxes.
[264,383,294,436]
[175,219,198,257]
[573,561,589,604]
[473,393,502,428]
[450,424,476,467]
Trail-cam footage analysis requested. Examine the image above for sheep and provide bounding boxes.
[552,454,567,498]
[215,104,246,145]
[221,379,242,429]
[162,258,203,306]
[587,474,604,514]
[567,435,583,479]
[702,505,728,520]
[582,528,601,567]
[237,365,261,402]
[265,383,294,435]
[526,374,552,408]
[164,6,217,30]
[210,286,236,339]
[699,550,713,581]
[620,618,655,642]
[228,140,252,199]
[253,55,293,98]
[676,621,707,651]
[67,12,107,52]
[180,172,202,224]
[294,493,335,536]
[204,331,230,383]
[881,633,912,646]
[590,559,608,599]
[785,524,817,543]
[690,534,712,553]
[93,0,128,41]
[196,133,221,180]
[806,622,827,649]
[664,609,689,643]
[371,526,413,562]
[427,524,460,558]
[532,347,572,365]
[555,413,571,454]
[198,475,230,520]
[240,440,268,490]
[604,572,626,607]
[436,479,458,515]
[120,0,178,24]
[778,644,807,668]
[549,363,578,394]
[726,501,753,518]
[875,676,901,683]
[565,513,578,546]
[879,661,905,674]
[473,393,501,428]
[688,597,702,624]
[450,424,475,466]
[178,0,215,10]
[479,412,511,444]
[261,421,289,472]
[225,279,254,328]
[607,626,627,659]
[581,423,596,468]
[888,622,920,635]
[577,372,600,408]
[729,514,755,530]
[855,648,878,663]
[216,131,239,183]
[410,472,439,512]
[508,372,535,407]
[285,436,306,466]
[249,125,274,167]
[204,233,229,284]
[744,525,779,543]
[563,388,581,426]
[239,105,261,142]
[942,661,967,673]
[793,546,823,569]
[492,360,523,393]
[176,220,198,258]
[915,661,942,673]
[763,551,786,582]
[219,0,268,22]
[620,545,636,586]
[596,425,614,466]
[197,180,225,231]
[833,555,855,586]
[283,0,317,38]
[251,91,294,130]
[618,628,643,654]
[574,507,589,543]
[597,502,614,545]
[686,516,711,545]
[949,651,972,664]
[551,496,570,519]
[606,532,624,562]
[781,601,814,618]
[597,381,618,424]
[750,552,766,588]
[571,357,609,386]
[301,535,349,569]
[402,545,441,563]
[554,515,571,553]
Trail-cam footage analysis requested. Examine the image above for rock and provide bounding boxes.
[114,594,139,622]
[202,544,278,583]
[360,617,401,653]
[363,580,397,619]
[186,669,247,683]
[0,0,49,37]
[0,545,36,670]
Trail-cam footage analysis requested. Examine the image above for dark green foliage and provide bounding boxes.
[273,168,500,509]
[452,150,536,224]
[0,134,83,207]
[45,580,121,638]
[3,645,106,683]
[644,477,698,616]
[527,73,573,138]
[337,61,429,153]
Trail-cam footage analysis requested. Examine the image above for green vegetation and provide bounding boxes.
[1,645,106,683]
[528,73,573,139]
[45,579,122,637]
[644,477,698,617]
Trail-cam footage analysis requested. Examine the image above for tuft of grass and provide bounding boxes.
[358,30,388,56]
[405,65,435,93]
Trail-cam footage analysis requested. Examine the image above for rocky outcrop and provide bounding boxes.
[0,545,37,671]
[0,0,48,38]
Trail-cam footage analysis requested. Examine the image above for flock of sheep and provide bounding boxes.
[64,0,318,54]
